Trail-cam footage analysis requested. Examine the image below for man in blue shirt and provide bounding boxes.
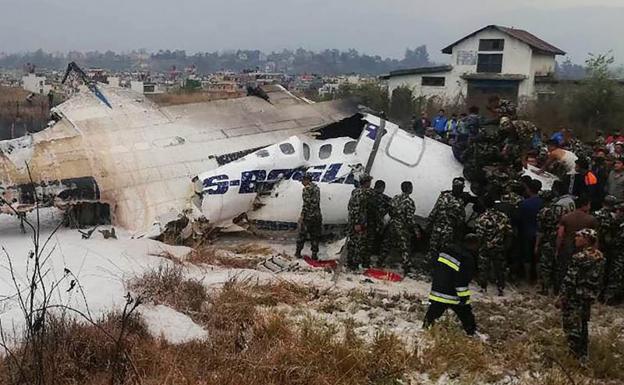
[432,109,448,137]
[516,179,544,283]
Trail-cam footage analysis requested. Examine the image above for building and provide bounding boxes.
[130,80,164,94]
[382,25,565,110]
[22,73,53,95]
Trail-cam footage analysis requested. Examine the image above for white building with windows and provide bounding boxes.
[22,73,53,95]
[382,25,565,109]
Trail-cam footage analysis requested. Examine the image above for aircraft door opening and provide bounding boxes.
[384,127,426,167]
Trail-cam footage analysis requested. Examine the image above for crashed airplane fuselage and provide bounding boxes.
[198,114,467,228]
[0,85,357,231]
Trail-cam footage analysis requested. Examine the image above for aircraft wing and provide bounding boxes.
[0,84,358,231]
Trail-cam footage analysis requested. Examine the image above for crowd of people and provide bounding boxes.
[294,98,624,360]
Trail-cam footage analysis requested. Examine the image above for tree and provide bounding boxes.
[335,83,389,113]
[567,53,624,138]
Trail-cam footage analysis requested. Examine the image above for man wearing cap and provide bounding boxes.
[369,180,391,259]
[295,173,322,259]
[606,158,624,201]
[557,196,598,291]
[427,177,467,271]
[605,203,624,304]
[379,181,417,273]
[593,196,619,300]
[536,188,560,295]
[346,174,374,270]
[559,228,604,359]
[423,233,479,335]
[475,194,512,296]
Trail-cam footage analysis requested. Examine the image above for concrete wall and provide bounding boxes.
[387,72,463,105]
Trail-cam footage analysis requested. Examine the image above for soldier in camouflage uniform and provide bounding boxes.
[592,196,619,299]
[295,173,322,259]
[563,130,592,163]
[427,178,466,270]
[379,181,417,272]
[604,202,624,304]
[369,180,391,258]
[500,117,540,167]
[536,189,560,294]
[346,175,374,270]
[475,195,512,295]
[559,228,605,359]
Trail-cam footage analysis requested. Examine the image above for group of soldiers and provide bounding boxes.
[294,97,621,359]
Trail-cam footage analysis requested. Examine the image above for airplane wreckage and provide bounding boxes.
[0,70,554,238]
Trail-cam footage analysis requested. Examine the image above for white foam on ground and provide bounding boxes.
[140,304,208,344]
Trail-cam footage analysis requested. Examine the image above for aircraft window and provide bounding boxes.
[343,141,357,154]
[256,149,270,158]
[303,143,310,160]
[279,143,295,155]
[319,144,332,159]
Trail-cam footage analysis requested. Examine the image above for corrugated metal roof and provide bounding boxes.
[441,25,565,56]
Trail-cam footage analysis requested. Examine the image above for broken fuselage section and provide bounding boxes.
[0,84,358,231]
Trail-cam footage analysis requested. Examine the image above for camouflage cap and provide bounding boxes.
[576,228,598,244]
[302,172,313,181]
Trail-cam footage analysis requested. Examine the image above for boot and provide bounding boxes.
[294,245,303,258]
[310,251,318,260]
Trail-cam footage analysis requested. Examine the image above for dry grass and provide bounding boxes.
[224,242,274,256]
[187,246,264,269]
[0,312,149,385]
[3,274,624,384]
[128,264,208,314]
[0,275,409,385]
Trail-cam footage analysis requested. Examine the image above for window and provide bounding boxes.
[421,76,445,86]
[479,39,505,51]
[256,149,270,158]
[343,141,357,154]
[303,143,310,160]
[279,143,295,155]
[477,54,503,73]
[319,144,332,159]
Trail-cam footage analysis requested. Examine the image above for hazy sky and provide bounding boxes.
[1,0,623,63]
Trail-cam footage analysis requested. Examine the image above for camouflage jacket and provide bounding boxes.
[500,192,524,208]
[537,204,559,243]
[389,193,416,231]
[593,208,617,247]
[561,246,605,303]
[301,183,321,219]
[565,138,591,161]
[348,187,374,227]
[615,222,624,249]
[475,208,512,249]
[429,191,464,228]
[512,120,539,150]
[370,191,391,228]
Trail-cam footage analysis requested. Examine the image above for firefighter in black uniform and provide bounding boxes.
[423,233,479,335]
